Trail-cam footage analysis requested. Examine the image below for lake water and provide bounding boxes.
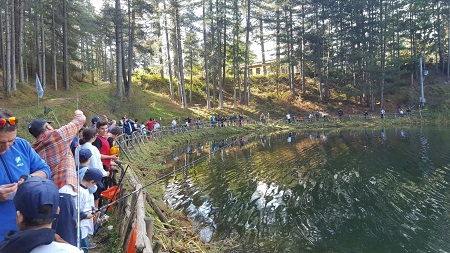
[163,127,450,252]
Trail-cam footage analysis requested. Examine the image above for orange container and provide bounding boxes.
[110,145,120,156]
[101,186,121,211]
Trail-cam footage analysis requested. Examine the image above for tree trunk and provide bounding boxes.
[203,1,210,109]
[18,0,24,84]
[0,11,5,88]
[40,11,45,89]
[163,0,174,99]
[157,21,164,78]
[275,8,281,96]
[288,7,295,99]
[175,5,187,109]
[5,1,12,96]
[63,0,69,90]
[243,0,250,105]
[217,25,223,109]
[447,0,450,80]
[36,7,42,86]
[126,0,135,98]
[11,0,16,90]
[52,0,57,90]
[259,11,266,75]
[221,15,226,109]
[115,0,123,99]
[189,49,192,104]
[121,31,128,93]
[109,36,114,83]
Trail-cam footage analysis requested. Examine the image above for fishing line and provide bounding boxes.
[94,135,249,213]
[44,93,104,117]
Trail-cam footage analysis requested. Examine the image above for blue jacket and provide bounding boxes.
[0,137,50,241]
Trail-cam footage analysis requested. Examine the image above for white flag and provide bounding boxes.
[36,74,44,99]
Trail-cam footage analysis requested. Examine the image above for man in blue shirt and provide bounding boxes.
[0,108,50,241]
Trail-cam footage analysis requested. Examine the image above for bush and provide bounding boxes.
[138,74,170,94]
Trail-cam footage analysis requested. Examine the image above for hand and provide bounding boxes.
[0,183,18,201]
[17,178,26,186]
[74,110,86,123]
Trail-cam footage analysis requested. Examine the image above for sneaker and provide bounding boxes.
[88,243,97,249]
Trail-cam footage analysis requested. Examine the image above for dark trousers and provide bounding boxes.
[52,193,77,246]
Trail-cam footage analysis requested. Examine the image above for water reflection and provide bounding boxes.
[163,128,450,252]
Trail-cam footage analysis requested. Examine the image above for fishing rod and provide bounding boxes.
[44,93,105,118]
[93,135,249,213]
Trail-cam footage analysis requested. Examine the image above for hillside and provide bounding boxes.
[0,67,449,140]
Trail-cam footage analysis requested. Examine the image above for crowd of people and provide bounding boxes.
[0,108,125,252]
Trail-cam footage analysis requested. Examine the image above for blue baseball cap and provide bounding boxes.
[79,148,92,163]
[14,177,60,219]
[91,116,100,124]
[84,168,104,188]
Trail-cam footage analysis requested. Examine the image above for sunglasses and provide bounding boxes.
[0,117,18,128]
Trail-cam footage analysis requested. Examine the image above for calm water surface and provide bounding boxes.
[163,127,450,252]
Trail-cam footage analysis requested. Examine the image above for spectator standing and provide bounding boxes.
[92,120,118,174]
[77,128,109,208]
[90,116,100,129]
[70,127,85,157]
[0,177,82,252]
[338,109,343,119]
[133,119,140,132]
[210,115,216,128]
[107,120,116,132]
[145,118,156,132]
[0,109,50,241]
[380,109,385,119]
[28,109,86,245]
[154,121,161,132]
[286,113,291,124]
[171,118,177,131]
[122,117,134,136]
[106,127,122,185]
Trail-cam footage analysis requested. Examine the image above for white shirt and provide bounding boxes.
[79,186,95,239]
[79,142,108,177]
[171,120,177,127]
[31,241,83,253]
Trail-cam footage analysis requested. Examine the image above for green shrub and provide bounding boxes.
[138,74,170,94]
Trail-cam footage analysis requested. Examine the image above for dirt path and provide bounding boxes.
[40,82,111,108]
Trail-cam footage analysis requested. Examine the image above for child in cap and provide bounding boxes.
[79,168,104,252]
[0,177,82,252]
[78,148,92,183]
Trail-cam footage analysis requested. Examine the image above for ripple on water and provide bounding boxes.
[163,128,450,252]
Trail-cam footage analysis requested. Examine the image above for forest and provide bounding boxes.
[1,0,449,111]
